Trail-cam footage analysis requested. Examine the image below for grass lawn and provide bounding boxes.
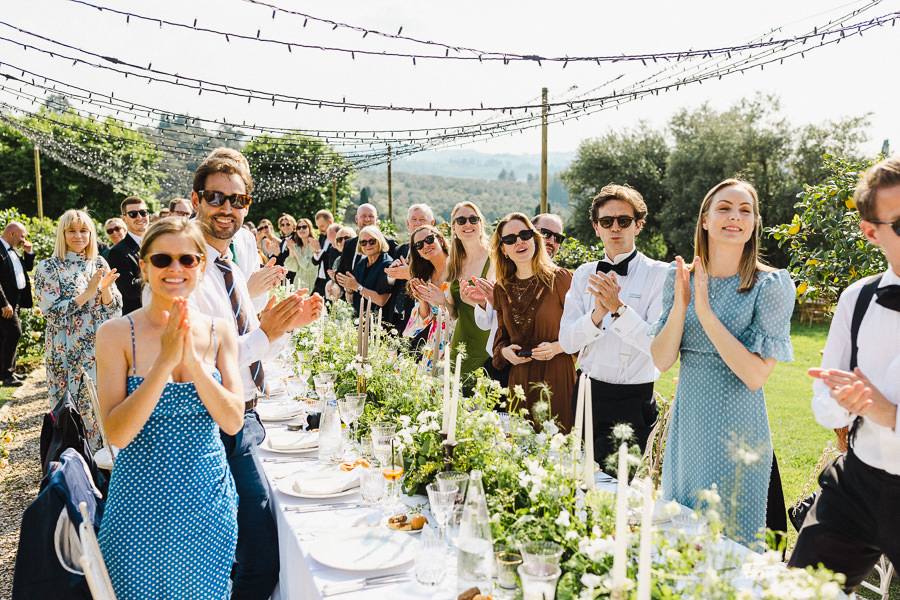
[0,387,13,410]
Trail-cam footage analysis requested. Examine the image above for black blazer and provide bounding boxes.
[0,242,34,309]
[106,235,142,314]
[385,242,412,331]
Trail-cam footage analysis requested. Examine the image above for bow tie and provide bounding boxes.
[597,251,637,277]
[875,284,900,312]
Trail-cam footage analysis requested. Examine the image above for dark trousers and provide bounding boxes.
[574,376,657,472]
[789,450,900,592]
[220,411,279,600]
[313,277,328,299]
[0,307,22,380]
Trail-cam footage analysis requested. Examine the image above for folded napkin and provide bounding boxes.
[267,381,287,396]
[257,401,302,420]
[293,471,360,496]
[268,430,318,450]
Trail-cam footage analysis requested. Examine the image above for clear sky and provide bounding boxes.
[0,0,897,163]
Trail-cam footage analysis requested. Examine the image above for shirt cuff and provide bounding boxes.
[239,327,272,368]
[609,305,640,336]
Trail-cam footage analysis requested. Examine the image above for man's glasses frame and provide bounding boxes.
[594,215,635,229]
[335,236,352,244]
[866,217,900,237]
[125,209,149,219]
[539,228,565,244]
[197,190,252,210]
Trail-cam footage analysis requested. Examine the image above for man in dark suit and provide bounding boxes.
[0,222,35,387]
[106,196,149,314]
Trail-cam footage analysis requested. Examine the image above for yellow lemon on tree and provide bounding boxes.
[787,223,800,235]
[797,282,808,294]
[806,259,819,266]
[845,198,856,210]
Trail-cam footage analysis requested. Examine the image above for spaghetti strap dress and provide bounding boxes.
[99,316,238,599]
[449,260,491,389]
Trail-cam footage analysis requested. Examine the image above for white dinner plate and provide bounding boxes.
[256,401,305,422]
[260,437,318,455]
[275,473,360,500]
[309,529,418,571]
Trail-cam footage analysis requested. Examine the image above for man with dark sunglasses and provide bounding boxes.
[788,157,900,592]
[558,184,668,469]
[187,147,324,600]
[533,213,566,260]
[107,196,150,314]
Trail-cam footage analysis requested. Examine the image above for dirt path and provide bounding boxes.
[0,368,49,598]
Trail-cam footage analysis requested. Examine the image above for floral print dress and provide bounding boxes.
[34,251,122,449]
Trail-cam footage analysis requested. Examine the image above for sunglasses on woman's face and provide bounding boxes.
[595,215,635,229]
[500,229,536,245]
[197,190,252,210]
[413,234,437,251]
[257,225,270,232]
[147,253,202,269]
[358,238,378,247]
[106,226,124,235]
[454,215,480,226]
[336,236,351,244]
[297,224,309,230]
[539,228,565,244]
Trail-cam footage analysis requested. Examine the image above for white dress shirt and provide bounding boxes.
[1,239,26,290]
[190,242,286,401]
[811,268,900,474]
[559,250,668,385]
[231,226,267,313]
[127,231,143,247]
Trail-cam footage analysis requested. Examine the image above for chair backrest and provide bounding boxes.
[78,502,117,600]
[81,369,114,466]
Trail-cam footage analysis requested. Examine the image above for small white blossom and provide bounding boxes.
[736,447,761,466]
[565,529,580,541]
[542,421,559,436]
[397,415,412,427]
[555,509,571,527]
[663,500,681,517]
[612,423,634,441]
[398,429,414,446]
[581,573,602,589]
[549,433,567,452]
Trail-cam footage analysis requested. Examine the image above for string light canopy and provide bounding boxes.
[0,0,893,199]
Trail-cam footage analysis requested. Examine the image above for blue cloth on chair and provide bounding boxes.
[12,448,103,600]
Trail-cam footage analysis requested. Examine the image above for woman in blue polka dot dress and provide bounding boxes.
[650,179,795,546]
[95,219,245,599]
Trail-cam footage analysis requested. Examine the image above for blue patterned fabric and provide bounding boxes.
[650,266,794,545]
[98,374,238,599]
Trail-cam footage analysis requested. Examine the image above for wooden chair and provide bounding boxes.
[81,369,116,470]
[77,501,117,600]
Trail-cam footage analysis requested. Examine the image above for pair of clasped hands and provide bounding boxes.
[247,257,325,339]
[157,298,208,374]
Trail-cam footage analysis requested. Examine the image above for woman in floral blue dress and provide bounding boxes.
[34,209,121,449]
[650,180,794,546]
[96,218,243,599]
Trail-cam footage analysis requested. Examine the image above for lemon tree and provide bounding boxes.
[767,154,887,305]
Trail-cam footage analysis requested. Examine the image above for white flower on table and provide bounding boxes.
[612,422,634,441]
[397,415,412,428]
[555,509,571,527]
[549,432,567,452]
[580,573,602,591]
[397,428,414,446]
[578,535,616,562]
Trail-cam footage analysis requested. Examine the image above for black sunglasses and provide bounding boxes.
[147,253,202,269]
[595,215,635,229]
[413,234,437,251]
[867,217,900,237]
[297,224,309,230]
[106,226,124,235]
[197,190,252,210]
[125,209,149,219]
[359,238,378,247]
[539,228,565,244]
[454,215,480,226]
[336,235,351,244]
[257,225,270,231]
[500,229,536,245]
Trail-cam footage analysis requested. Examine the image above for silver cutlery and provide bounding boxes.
[263,456,317,463]
[321,574,409,596]
[283,503,366,513]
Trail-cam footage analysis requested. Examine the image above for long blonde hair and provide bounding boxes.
[693,179,773,293]
[447,201,489,282]
[491,213,555,293]
[53,209,98,260]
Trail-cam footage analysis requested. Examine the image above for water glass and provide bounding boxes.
[359,465,384,504]
[415,538,447,586]
[426,482,458,542]
[370,422,396,466]
[517,563,561,600]
[436,471,469,526]
[496,551,523,589]
[520,540,563,570]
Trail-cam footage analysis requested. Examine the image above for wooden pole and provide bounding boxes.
[540,87,548,214]
[331,180,337,214]
[34,148,44,219]
[387,145,393,223]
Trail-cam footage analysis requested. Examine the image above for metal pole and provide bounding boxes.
[34,147,44,219]
[541,87,548,214]
[387,145,393,223]
[331,180,337,215]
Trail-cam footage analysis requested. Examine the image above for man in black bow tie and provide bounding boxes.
[789,157,900,592]
[559,184,669,468]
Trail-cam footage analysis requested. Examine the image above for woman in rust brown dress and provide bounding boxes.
[491,213,575,431]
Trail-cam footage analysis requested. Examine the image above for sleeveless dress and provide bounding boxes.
[450,260,491,389]
[650,267,794,546]
[99,317,238,599]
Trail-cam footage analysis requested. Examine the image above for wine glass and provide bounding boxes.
[426,482,458,542]
[338,394,366,454]
[313,373,335,404]
[436,471,469,528]
[381,443,405,512]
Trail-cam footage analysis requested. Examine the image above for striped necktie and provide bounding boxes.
[215,256,267,395]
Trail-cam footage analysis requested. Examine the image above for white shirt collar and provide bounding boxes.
[128,231,143,246]
[602,248,638,265]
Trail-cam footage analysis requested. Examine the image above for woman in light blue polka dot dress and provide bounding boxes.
[95,219,245,599]
[650,179,794,546]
